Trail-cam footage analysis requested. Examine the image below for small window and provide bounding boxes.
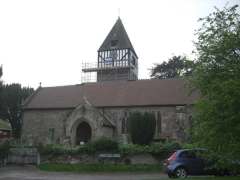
[49,128,55,143]
[122,111,129,134]
[111,40,118,47]
[131,56,136,65]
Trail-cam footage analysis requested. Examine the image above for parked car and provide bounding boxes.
[163,148,234,178]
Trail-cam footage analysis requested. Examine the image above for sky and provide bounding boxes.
[0,0,239,89]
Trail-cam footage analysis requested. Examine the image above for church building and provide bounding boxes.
[22,18,197,145]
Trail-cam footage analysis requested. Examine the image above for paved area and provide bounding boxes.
[0,165,166,180]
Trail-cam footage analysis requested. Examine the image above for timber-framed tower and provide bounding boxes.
[82,17,138,82]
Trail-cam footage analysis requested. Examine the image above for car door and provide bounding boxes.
[179,150,204,175]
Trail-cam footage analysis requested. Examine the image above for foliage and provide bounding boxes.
[38,163,162,173]
[90,137,119,153]
[37,140,180,158]
[0,65,2,80]
[38,138,118,155]
[128,112,156,145]
[119,141,180,157]
[0,83,34,138]
[37,144,74,156]
[190,4,240,170]
[151,55,195,79]
[0,141,10,158]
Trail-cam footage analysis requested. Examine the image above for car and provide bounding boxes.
[163,148,215,178]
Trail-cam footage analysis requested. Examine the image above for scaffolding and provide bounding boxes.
[81,60,135,83]
[81,62,97,83]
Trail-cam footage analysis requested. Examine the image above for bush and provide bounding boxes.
[37,138,119,155]
[0,141,10,158]
[128,112,156,145]
[90,137,119,153]
[37,144,83,156]
[119,141,181,157]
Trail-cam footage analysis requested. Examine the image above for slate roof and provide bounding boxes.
[23,79,198,110]
[98,17,137,57]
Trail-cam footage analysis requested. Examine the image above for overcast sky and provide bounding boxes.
[0,0,239,89]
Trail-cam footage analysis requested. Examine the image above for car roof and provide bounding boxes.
[176,148,207,153]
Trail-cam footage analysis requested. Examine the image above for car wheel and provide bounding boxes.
[174,167,187,178]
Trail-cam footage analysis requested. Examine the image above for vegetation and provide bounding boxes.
[150,177,240,180]
[0,141,10,159]
[90,137,119,153]
[151,55,195,79]
[0,83,34,138]
[38,163,162,173]
[37,140,180,157]
[190,5,240,170]
[128,112,156,145]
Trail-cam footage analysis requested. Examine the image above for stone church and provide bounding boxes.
[22,18,198,146]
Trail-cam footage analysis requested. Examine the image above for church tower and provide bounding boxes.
[82,17,138,82]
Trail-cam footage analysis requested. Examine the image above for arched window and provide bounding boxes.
[121,111,128,134]
[156,111,162,135]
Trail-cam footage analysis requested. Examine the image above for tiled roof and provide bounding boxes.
[98,17,137,57]
[24,79,198,110]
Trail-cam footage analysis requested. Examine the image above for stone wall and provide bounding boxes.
[7,148,40,165]
[102,105,193,142]
[22,104,193,145]
[22,109,72,145]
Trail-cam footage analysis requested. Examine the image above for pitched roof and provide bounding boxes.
[23,79,198,110]
[98,17,137,57]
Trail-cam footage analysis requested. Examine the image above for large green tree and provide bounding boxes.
[191,5,240,169]
[0,84,34,138]
[0,66,2,79]
[151,55,195,79]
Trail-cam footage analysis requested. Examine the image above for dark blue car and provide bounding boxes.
[163,149,209,178]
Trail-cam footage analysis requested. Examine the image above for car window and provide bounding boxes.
[179,151,196,159]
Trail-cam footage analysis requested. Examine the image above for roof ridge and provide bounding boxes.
[22,87,42,108]
[38,84,84,89]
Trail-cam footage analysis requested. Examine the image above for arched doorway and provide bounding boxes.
[76,122,92,145]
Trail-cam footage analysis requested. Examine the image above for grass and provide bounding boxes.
[38,163,163,173]
[186,178,240,180]
[39,164,239,180]
[148,177,240,180]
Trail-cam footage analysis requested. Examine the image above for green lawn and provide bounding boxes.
[149,177,239,180]
[39,164,239,180]
[187,178,239,180]
[39,163,163,173]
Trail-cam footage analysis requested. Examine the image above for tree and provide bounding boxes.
[191,5,240,170]
[150,56,195,79]
[0,65,2,79]
[128,112,156,145]
[0,65,2,86]
[0,84,34,138]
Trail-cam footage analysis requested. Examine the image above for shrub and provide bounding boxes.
[90,137,119,153]
[119,141,181,157]
[37,138,119,155]
[0,141,10,158]
[119,144,150,155]
[128,112,156,145]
